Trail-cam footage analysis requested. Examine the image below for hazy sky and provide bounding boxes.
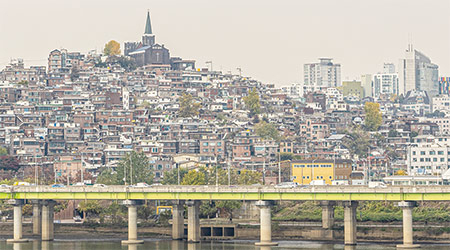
[1,0,449,86]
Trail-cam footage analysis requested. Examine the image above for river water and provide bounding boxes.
[1,240,450,250]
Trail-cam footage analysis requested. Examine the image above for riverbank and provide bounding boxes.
[2,221,450,244]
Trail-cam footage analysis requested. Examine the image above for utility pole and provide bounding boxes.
[278,144,281,183]
[216,165,219,186]
[81,152,84,184]
[263,157,266,185]
[130,153,133,185]
[177,163,180,185]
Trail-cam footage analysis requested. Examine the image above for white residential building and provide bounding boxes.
[372,63,399,98]
[407,142,450,176]
[303,58,341,94]
[432,95,450,113]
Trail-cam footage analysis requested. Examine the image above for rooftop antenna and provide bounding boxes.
[407,33,413,52]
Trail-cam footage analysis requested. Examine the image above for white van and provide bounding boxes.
[368,181,387,188]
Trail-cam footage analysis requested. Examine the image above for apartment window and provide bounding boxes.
[438,151,444,155]
[420,151,425,155]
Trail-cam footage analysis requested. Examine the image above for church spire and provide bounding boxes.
[144,11,152,35]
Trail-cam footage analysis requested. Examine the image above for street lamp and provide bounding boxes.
[311,159,317,186]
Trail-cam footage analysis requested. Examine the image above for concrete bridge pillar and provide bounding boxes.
[255,200,278,246]
[172,200,185,240]
[7,199,28,243]
[186,200,200,243]
[42,200,56,241]
[121,200,144,244]
[31,200,42,235]
[397,201,420,249]
[343,201,358,245]
[320,201,336,229]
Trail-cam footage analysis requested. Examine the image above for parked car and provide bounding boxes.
[73,216,82,222]
[309,180,326,186]
[73,182,85,186]
[0,184,11,188]
[93,184,107,188]
[129,182,150,188]
[368,181,387,188]
[51,184,66,188]
[275,182,299,189]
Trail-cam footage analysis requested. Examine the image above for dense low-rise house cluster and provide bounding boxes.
[1,12,450,186]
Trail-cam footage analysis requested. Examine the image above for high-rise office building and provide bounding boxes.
[398,44,439,96]
[303,58,341,94]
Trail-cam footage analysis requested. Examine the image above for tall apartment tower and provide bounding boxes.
[303,58,341,94]
[398,44,439,96]
[372,63,399,98]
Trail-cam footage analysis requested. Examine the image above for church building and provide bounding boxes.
[124,12,170,67]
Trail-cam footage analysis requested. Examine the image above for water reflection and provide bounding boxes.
[127,244,138,250]
[12,243,22,250]
[344,245,357,250]
[1,240,450,250]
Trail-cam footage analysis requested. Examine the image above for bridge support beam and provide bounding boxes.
[186,200,200,243]
[320,201,336,229]
[397,201,420,249]
[31,200,42,235]
[172,201,185,240]
[121,200,144,244]
[6,199,28,243]
[255,200,278,246]
[42,200,56,241]
[343,201,358,245]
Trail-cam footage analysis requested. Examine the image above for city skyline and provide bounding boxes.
[0,0,449,86]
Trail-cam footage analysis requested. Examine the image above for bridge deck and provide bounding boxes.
[1,186,449,201]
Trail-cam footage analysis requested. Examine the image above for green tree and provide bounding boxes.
[181,170,206,185]
[78,200,102,218]
[200,201,218,219]
[96,168,119,185]
[116,151,153,185]
[364,102,382,131]
[255,121,280,141]
[178,93,201,117]
[97,151,153,185]
[342,127,370,159]
[280,152,293,161]
[216,200,241,220]
[161,168,189,185]
[205,166,238,185]
[103,40,121,56]
[243,87,261,117]
[237,169,262,185]
[0,147,7,156]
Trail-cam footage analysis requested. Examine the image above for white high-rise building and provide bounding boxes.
[398,44,439,96]
[303,58,341,94]
[372,63,399,98]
